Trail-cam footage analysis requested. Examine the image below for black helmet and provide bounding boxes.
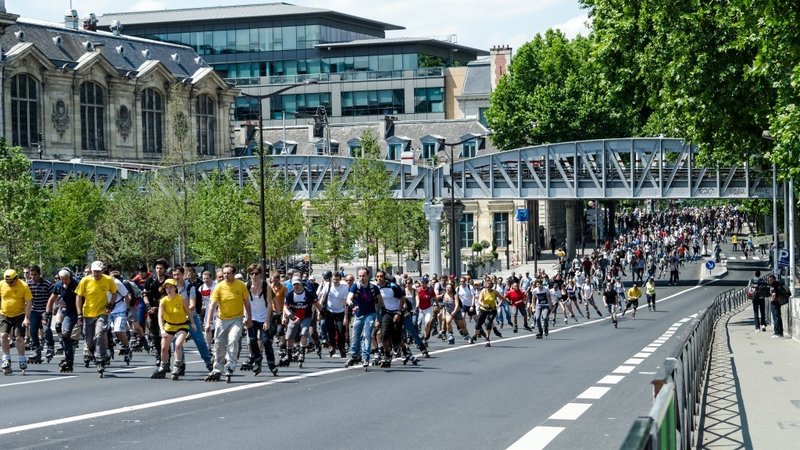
[323,270,333,280]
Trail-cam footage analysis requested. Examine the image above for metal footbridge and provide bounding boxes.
[30,138,778,200]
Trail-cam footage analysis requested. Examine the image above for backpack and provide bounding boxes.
[775,282,790,306]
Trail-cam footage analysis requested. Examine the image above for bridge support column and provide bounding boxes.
[424,202,444,277]
[566,200,577,261]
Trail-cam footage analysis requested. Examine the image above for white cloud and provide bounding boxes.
[553,13,590,38]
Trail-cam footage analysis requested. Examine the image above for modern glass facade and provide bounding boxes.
[270,93,332,119]
[341,89,404,117]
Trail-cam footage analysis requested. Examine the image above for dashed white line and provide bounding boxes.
[633,352,651,358]
[507,426,565,450]
[597,375,625,385]
[0,376,77,388]
[625,358,645,365]
[612,365,636,374]
[549,403,592,421]
[577,386,611,400]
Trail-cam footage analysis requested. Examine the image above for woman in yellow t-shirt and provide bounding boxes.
[152,279,193,380]
[469,279,505,347]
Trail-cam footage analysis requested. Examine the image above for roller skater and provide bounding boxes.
[225,366,234,383]
[172,266,213,373]
[375,271,405,369]
[401,347,419,366]
[345,268,382,371]
[278,345,290,367]
[47,269,80,372]
[379,352,391,368]
[283,276,318,371]
[532,280,553,339]
[1,269,33,377]
[171,360,185,380]
[45,347,55,364]
[243,265,276,376]
[121,346,132,365]
[97,356,109,377]
[83,347,94,368]
[240,359,254,371]
[76,261,119,378]
[108,271,133,368]
[27,265,55,367]
[204,264,251,385]
[143,259,169,365]
[470,280,504,347]
[28,347,43,364]
[151,361,168,379]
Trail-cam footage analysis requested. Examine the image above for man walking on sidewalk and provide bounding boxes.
[767,274,784,338]
[747,270,768,332]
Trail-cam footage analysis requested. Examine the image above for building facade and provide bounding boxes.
[95,3,487,129]
[0,7,238,162]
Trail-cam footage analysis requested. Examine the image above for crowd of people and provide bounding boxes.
[0,204,775,380]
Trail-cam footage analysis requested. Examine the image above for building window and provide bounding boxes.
[10,74,39,148]
[462,140,477,158]
[234,96,260,121]
[387,143,403,160]
[270,93,331,119]
[478,107,489,127]
[414,87,444,113]
[493,212,508,247]
[460,213,474,249]
[141,89,164,153]
[80,81,105,151]
[341,89,404,116]
[421,142,437,160]
[196,94,216,156]
[350,145,363,157]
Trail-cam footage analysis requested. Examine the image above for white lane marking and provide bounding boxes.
[507,426,565,450]
[690,313,698,318]
[612,365,636,374]
[625,358,644,365]
[643,346,659,352]
[577,386,610,400]
[633,353,651,358]
[549,403,592,421]
[678,318,690,323]
[597,375,625,385]
[0,376,77,388]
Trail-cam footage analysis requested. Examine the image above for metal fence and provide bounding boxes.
[621,288,748,450]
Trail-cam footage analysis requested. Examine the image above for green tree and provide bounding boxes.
[349,130,393,269]
[486,30,637,149]
[93,182,174,271]
[189,170,258,266]
[260,173,304,267]
[0,140,47,267]
[309,176,356,271]
[46,179,107,267]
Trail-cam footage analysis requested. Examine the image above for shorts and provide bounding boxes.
[475,308,497,330]
[419,306,434,324]
[626,299,639,309]
[110,312,128,333]
[0,314,25,337]
[164,328,188,336]
[461,304,476,316]
[286,316,312,341]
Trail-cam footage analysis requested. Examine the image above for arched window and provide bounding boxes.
[141,88,164,153]
[10,74,39,148]
[196,94,216,156]
[80,81,105,151]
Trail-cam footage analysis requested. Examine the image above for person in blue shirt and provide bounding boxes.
[344,268,383,368]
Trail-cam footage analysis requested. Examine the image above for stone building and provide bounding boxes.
[0,4,238,162]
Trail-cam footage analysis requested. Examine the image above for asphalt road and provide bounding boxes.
[0,263,751,450]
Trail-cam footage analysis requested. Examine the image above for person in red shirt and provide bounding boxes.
[506,282,532,332]
[416,277,436,353]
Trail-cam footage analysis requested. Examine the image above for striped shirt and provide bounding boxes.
[29,278,53,313]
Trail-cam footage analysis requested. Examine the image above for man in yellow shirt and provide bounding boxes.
[0,269,33,374]
[622,283,643,319]
[204,263,252,382]
[75,261,118,375]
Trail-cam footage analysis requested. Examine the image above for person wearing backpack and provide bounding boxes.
[747,270,768,332]
[767,274,785,338]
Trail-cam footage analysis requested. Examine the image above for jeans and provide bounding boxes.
[60,313,78,363]
[190,313,212,366]
[497,302,512,326]
[534,305,551,336]
[403,313,424,348]
[770,301,783,336]
[349,313,376,361]
[325,311,347,354]
[29,310,55,353]
[83,315,109,361]
[212,317,243,373]
[752,299,766,330]
[247,320,275,365]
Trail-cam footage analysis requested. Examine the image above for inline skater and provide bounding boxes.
[345,268,382,369]
[173,267,212,371]
[204,264,252,382]
[46,269,79,372]
[26,265,54,364]
[441,281,470,344]
[109,271,133,366]
[198,271,217,347]
[0,269,32,375]
[269,273,288,365]
[531,280,553,339]
[150,278,192,380]
[75,261,118,377]
[581,278,603,319]
[282,276,318,368]
[645,277,657,311]
[622,283,643,319]
[603,283,619,328]
[242,265,276,375]
[469,279,504,347]
[143,259,169,365]
[321,271,349,358]
[375,271,405,367]
[416,277,436,356]
[506,281,532,332]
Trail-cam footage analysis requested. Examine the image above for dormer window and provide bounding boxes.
[419,134,445,160]
[385,135,410,161]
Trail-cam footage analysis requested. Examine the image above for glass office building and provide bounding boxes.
[97,3,487,126]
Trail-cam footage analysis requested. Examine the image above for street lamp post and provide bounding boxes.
[242,79,318,270]
[442,133,491,279]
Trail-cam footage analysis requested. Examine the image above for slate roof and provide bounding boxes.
[460,60,491,96]
[1,18,208,78]
[318,36,489,56]
[96,2,403,31]
[256,119,495,157]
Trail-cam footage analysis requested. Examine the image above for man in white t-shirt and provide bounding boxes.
[109,271,131,364]
[581,281,602,319]
[456,277,476,322]
[319,271,349,358]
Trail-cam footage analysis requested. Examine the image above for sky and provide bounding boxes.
[8,0,591,52]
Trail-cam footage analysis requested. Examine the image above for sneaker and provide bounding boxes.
[761,326,767,332]
[770,334,782,338]
[755,328,761,333]
[362,360,370,368]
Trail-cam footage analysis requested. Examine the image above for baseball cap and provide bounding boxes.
[90,261,104,271]
[163,278,178,288]
[420,276,429,283]
[4,269,17,280]
[292,277,302,285]
[323,270,333,280]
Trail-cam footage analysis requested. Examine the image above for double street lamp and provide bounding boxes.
[441,133,491,279]
[241,79,318,271]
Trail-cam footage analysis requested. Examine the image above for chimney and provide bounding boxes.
[64,9,79,30]
[82,12,98,32]
[489,45,512,90]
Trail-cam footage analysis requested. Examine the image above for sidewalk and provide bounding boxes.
[699,306,800,448]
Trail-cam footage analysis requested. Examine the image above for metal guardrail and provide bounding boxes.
[621,288,748,450]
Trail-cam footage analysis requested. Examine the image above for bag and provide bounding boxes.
[746,277,759,299]
[776,283,790,306]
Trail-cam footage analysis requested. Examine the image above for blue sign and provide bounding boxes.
[779,249,789,268]
[516,208,529,222]
[705,260,716,270]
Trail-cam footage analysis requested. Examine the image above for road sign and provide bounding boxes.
[779,249,789,268]
[516,208,529,222]
[705,260,716,271]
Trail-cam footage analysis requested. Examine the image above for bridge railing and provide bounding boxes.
[620,288,748,450]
